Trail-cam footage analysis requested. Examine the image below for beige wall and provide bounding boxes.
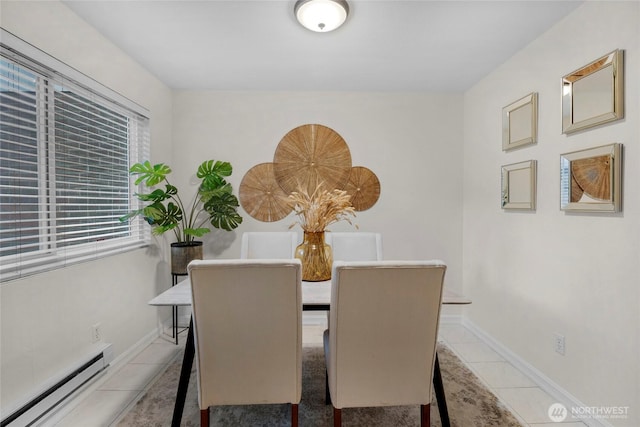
[0,1,173,412]
[171,91,465,285]
[463,2,639,425]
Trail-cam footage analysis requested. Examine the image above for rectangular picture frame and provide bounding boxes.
[501,160,537,210]
[560,143,622,212]
[502,92,538,151]
[562,50,624,134]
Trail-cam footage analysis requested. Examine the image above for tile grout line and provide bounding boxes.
[107,340,186,426]
[439,330,533,427]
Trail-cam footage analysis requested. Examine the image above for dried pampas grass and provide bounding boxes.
[289,184,356,232]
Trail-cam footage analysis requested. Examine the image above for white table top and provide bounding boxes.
[149,278,471,307]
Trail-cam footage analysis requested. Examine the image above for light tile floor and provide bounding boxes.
[45,320,586,426]
[52,332,184,427]
[438,324,587,426]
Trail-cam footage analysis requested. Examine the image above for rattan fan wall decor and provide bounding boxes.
[570,175,584,203]
[239,163,294,222]
[559,143,621,212]
[239,124,381,222]
[344,166,381,211]
[273,124,353,196]
[571,155,611,201]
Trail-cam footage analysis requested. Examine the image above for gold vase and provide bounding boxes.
[295,231,333,281]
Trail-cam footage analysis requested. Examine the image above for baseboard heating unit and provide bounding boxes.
[1,343,114,427]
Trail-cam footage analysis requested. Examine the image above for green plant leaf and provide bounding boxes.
[197,160,232,178]
[119,208,144,222]
[184,227,211,237]
[204,192,242,231]
[125,159,243,240]
[130,161,172,187]
[165,184,178,196]
[142,202,183,232]
[197,160,231,189]
[152,223,178,235]
[210,210,243,231]
[199,182,232,204]
[134,187,173,202]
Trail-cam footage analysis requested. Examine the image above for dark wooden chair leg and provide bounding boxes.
[291,403,299,427]
[200,408,209,427]
[333,407,342,427]
[421,404,430,427]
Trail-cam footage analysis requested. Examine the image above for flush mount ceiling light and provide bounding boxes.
[294,0,349,32]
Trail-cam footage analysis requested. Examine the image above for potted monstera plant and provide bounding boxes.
[121,159,243,274]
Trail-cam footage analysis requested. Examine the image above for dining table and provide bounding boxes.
[149,278,471,427]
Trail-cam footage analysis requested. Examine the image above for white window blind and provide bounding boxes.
[0,33,150,281]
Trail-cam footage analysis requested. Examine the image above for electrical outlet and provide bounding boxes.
[554,333,565,355]
[91,323,102,343]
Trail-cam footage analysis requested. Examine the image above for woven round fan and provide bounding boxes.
[570,175,584,203]
[344,166,380,211]
[571,155,611,201]
[273,124,352,196]
[239,163,294,222]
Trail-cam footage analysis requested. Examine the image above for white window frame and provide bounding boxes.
[1,29,151,282]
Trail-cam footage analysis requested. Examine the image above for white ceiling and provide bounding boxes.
[62,0,582,92]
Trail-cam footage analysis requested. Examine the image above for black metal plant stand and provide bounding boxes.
[171,273,188,345]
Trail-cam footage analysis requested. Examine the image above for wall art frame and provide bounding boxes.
[502,92,538,151]
[501,160,537,210]
[560,143,622,212]
[562,50,624,135]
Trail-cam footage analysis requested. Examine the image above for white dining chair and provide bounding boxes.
[324,260,446,427]
[325,232,382,261]
[240,231,299,259]
[188,259,303,426]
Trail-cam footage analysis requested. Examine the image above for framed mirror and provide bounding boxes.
[562,50,624,134]
[560,143,622,212]
[502,93,538,151]
[501,160,537,210]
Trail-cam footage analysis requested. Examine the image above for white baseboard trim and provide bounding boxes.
[36,328,160,426]
[160,315,191,330]
[157,307,192,330]
[111,328,162,369]
[461,318,613,427]
[439,314,464,325]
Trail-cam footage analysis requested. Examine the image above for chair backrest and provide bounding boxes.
[188,259,302,408]
[326,232,382,261]
[240,231,298,259]
[327,260,446,409]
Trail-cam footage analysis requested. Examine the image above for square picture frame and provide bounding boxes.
[560,143,622,212]
[562,50,624,134]
[502,92,538,151]
[501,160,537,210]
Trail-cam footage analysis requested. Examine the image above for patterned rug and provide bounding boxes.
[118,343,523,426]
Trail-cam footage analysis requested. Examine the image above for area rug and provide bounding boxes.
[118,343,523,426]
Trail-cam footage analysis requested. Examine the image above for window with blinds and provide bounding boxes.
[0,37,150,281]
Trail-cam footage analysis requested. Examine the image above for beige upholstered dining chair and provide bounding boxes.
[324,260,446,427]
[188,259,303,427]
[326,232,383,261]
[240,231,298,259]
